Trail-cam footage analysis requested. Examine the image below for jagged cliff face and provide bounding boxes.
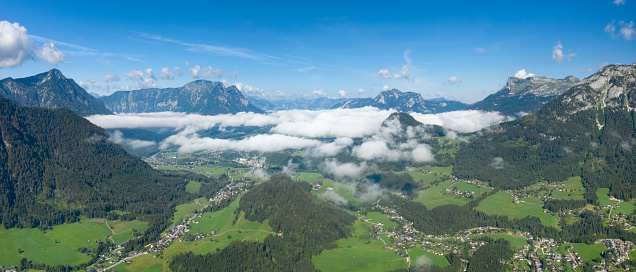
[470,75,581,116]
[552,64,635,122]
[0,69,112,116]
[101,80,263,115]
[333,89,468,113]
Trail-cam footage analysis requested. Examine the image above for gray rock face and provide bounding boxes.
[0,69,112,116]
[470,75,581,116]
[100,80,263,115]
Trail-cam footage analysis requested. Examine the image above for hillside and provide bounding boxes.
[101,80,263,115]
[333,89,469,113]
[470,75,580,116]
[0,69,112,116]
[455,64,636,201]
[0,96,201,230]
[248,96,349,111]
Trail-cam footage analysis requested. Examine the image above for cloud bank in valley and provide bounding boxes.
[87,107,511,155]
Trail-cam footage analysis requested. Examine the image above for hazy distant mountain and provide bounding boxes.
[333,89,469,113]
[247,96,349,111]
[101,80,263,115]
[470,75,580,116]
[0,96,198,229]
[455,64,636,200]
[0,69,112,116]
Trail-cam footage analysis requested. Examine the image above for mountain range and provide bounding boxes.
[469,75,581,116]
[333,88,470,113]
[0,69,112,116]
[455,64,636,200]
[247,96,349,111]
[100,80,263,115]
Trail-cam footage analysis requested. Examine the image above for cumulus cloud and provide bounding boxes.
[411,110,513,133]
[159,67,174,80]
[338,90,347,97]
[619,21,635,40]
[514,69,535,79]
[0,21,35,68]
[103,73,120,82]
[551,41,576,63]
[123,69,156,89]
[161,131,322,153]
[123,69,144,80]
[382,85,390,91]
[448,76,462,86]
[36,42,65,64]
[489,157,507,169]
[109,130,156,149]
[356,182,387,203]
[233,81,265,97]
[202,66,223,78]
[309,137,354,157]
[189,64,200,78]
[312,89,326,96]
[322,159,370,179]
[247,168,270,180]
[377,49,413,81]
[357,88,365,94]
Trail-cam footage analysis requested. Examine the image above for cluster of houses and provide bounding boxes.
[445,187,476,198]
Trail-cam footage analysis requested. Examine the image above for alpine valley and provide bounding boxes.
[1,64,636,272]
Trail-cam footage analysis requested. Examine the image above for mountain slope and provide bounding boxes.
[470,75,580,116]
[333,89,469,113]
[101,80,263,115]
[0,96,197,229]
[248,96,348,111]
[0,69,112,116]
[454,64,636,201]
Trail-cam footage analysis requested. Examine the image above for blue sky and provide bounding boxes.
[1,0,634,102]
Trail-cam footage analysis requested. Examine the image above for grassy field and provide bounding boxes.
[313,221,407,272]
[399,171,439,184]
[185,180,201,194]
[597,188,619,206]
[476,191,559,226]
[0,218,115,267]
[108,220,149,245]
[298,172,361,207]
[192,163,249,177]
[163,196,274,258]
[473,234,528,250]
[171,202,206,225]
[571,243,607,261]
[415,180,471,208]
[363,212,398,229]
[451,182,492,197]
[408,247,450,268]
[612,201,636,215]
[110,254,165,272]
[157,165,185,172]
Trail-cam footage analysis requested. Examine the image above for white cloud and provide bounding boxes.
[619,21,635,40]
[161,132,322,153]
[489,157,507,169]
[309,137,354,157]
[189,64,200,78]
[357,88,365,94]
[159,67,174,80]
[233,81,265,97]
[322,159,370,179]
[448,76,462,86]
[36,42,65,64]
[78,81,89,89]
[123,69,144,80]
[411,110,513,133]
[377,49,413,81]
[514,69,535,79]
[145,68,155,79]
[229,71,239,78]
[338,90,347,97]
[173,67,183,77]
[474,47,485,53]
[109,130,156,149]
[613,0,626,5]
[377,69,393,79]
[202,66,223,78]
[322,190,348,206]
[0,21,35,68]
[103,73,120,82]
[185,60,189,67]
[551,41,576,63]
[312,89,326,96]
[382,85,390,91]
[247,168,269,180]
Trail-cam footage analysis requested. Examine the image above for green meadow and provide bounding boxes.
[110,254,165,272]
[408,247,450,268]
[476,191,559,226]
[415,180,471,208]
[363,212,398,229]
[571,243,607,261]
[192,162,249,177]
[596,188,619,206]
[313,221,407,272]
[399,170,439,184]
[185,180,202,193]
[108,220,149,245]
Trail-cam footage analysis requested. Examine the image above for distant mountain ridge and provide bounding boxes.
[455,64,636,201]
[333,89,470,113]
[101,80,263,115]
[470,75,580,116]
[247,96,348,111]
[0,69,112,116]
